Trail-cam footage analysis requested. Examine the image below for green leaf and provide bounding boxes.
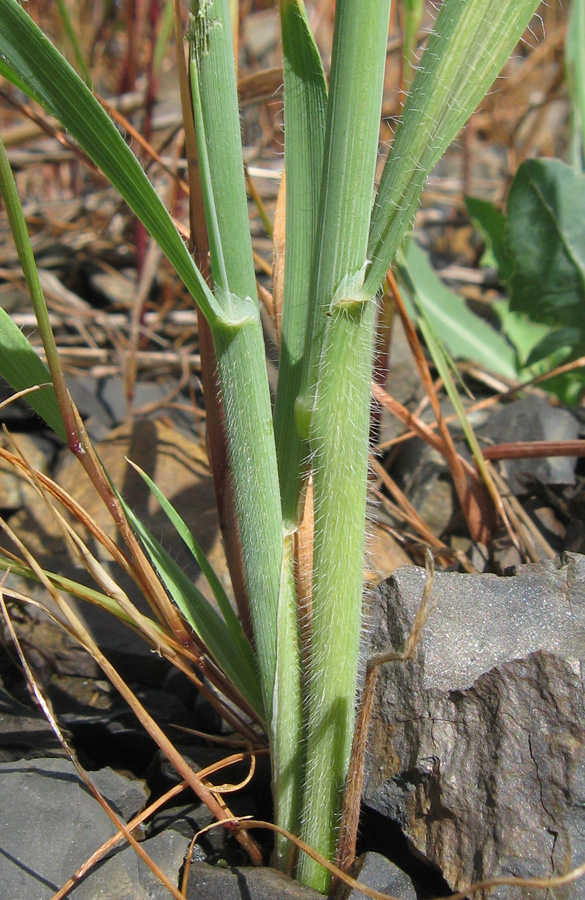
[273,0,328,527]
[505,159,585,325]
[365,0,542,295]
[493,299,551,367]
[0,309,65,440]
[567,0,585,173]
[494,300,585,404]
[128,461,243,645]
[398,242,518,380]
[465,195,512,276]
[0,0,218,325]
[121,497,264,719]
[525,326,584,368]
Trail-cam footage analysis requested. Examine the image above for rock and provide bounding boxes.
[185,863,324,900]
[68,374,201,443]
[363,552,585,899]
[0,685,67,762]
[478,396,581,492]
[0,432,52,510]
[0,757,191,900]
[345,852,417,900]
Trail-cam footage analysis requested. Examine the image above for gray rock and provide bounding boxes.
[185,863,324,900]
[478,396,581,491]
[345,852,417,900]
[363,552,585,899]
[0,686,66,762]
[0,756,193,899]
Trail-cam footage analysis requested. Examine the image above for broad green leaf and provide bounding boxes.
[525,326,584,368]
[0,0,218,325]
[505,159,585,325]
[398,242,518,380]
[465,196,512,276]
[494,300,585,404]
[0,309,65,440]
[493,300,552,367]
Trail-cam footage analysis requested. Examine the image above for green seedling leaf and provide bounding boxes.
[121,497,264,719]
[127,460,242,644]
[0,309,65,440]
[505,159,585,326]
[493,299,552,367]
[0,0,219,325]
[525,327,585,368]
[465,196,511,276]
[398,242,518,380]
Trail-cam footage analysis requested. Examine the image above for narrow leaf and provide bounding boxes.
[366,0,542,295]
[0,309,65,440]
[128,461,243,645]
[190,0,257,304]
[0,0,219,324]
[273,0,328,527]
[567,0,585,173]
[123,498,264,719]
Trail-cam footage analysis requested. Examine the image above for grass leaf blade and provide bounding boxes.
[273,0,328,527]
[0,0,218,324]
[365,0,542,295]
[122,499,264,719]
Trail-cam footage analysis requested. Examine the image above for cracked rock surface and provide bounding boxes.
[363,552,585,899]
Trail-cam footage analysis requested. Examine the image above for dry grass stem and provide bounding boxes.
[0,583,187,900]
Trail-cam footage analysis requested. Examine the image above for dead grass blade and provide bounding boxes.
[482,440,585,460]
[0,519,263,865]
[49,748,265,900]
[0,440,265,740]
[0,582,187,900]
[386,270,493,542]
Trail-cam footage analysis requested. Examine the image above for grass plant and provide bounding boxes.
[0,0,543,892]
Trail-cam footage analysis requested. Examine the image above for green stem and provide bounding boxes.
[211,305,304,859]
[189,0,304,856]
[293,0,392,889]
[0,133,72,445]
[297,291,376,892]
